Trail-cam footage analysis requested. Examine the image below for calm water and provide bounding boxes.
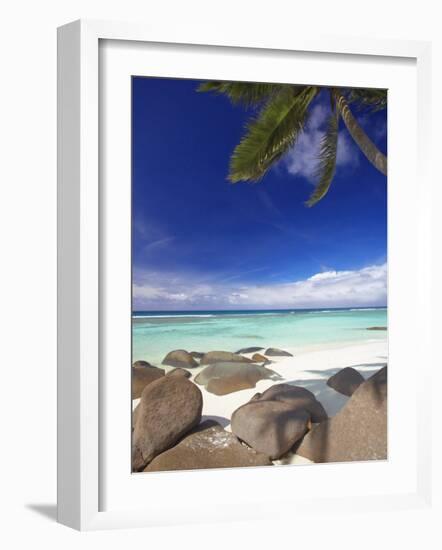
[132,308,387,365]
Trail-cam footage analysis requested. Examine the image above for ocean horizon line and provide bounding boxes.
[132,306,387,317]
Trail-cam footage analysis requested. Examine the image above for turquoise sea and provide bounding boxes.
[132,307,387,365]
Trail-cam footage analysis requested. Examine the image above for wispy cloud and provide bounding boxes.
[143,236,175,255]
[359,113,387,143]
[219,266,271,283]
[133,263,387,310]
[133,218,176,257]
[284,104,359,182]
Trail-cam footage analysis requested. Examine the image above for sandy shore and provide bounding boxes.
[133,339,387,464]
[199,340,386,424]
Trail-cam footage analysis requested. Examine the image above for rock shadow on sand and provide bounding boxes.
[284,362,387,417]
[200,415,230,428]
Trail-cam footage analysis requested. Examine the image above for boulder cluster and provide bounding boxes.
[131,347,387,472]
[295,366,387,462]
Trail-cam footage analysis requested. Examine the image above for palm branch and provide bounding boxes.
[197,81,291,108]
[199,81,387,205]
[228,86,318,182]
[348,88,387,112]
[306,110,339,207]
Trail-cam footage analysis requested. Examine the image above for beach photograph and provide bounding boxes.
[131,77,387,473]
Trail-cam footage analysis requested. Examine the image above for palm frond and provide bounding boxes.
[305,111,339,207]
[228,86,318,182]
[197,81,291,108]
[348,88,387,112]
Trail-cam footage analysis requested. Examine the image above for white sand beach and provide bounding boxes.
[198,340,386,424]
[133,339,387,465]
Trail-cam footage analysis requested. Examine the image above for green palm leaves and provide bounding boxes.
[199,81,387,206]
[306,110,340,207]
[198,81,285,107]
[199,82,317,183]
[348,88,387,112]
[228,86,318,183]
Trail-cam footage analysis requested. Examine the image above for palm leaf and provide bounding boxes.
[198,81,290,107]
[229,86,318,182]
[305,111,339,207]
[348,88,387,112]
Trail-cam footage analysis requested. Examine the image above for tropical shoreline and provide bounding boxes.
[132,338,387,470]
[133,339,387,419]
[132,307,388,367]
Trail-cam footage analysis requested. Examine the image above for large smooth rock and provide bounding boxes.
[132,376,203,471]
[231,400,310,459]
[264,348,293,357]
[132,403,140,426]
[326,367,364,397]
[144,420,272,472]
[132,365,165,399]
[166,367,191,378]
[206,375,258,395]
[235,346,264,354]
[295,367,387,463]
[133,360,154,368]
[195,362,280,396]
[199,351,254,366]
[162,349,198,369]
[251,384,328,423]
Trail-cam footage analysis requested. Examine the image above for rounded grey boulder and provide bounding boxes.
[326,367,365,396]
[200,351,254,366]
[133,360,154,368]
[231,400,310,459]
[162,349,198,369]
[252,383,328,423]
[166,367,192,378]
[195,362,281,395]
[264,348,293,357]
[132,376,203,471]
[132,364,165,399]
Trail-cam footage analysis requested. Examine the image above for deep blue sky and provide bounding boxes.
[132,77,387,310]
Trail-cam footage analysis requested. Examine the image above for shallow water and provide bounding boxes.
[132,308,387,365]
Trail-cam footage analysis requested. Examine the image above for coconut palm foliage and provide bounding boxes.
[198,82,387,206]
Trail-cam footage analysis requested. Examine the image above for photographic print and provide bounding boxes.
[131,78,387,473]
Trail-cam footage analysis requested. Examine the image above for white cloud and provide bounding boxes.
[133,263,387,310]
[284,103,359,182]
[284,104,327,180]
[336,132,357,167]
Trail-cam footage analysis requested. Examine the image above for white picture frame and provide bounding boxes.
[57,19,433,531]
